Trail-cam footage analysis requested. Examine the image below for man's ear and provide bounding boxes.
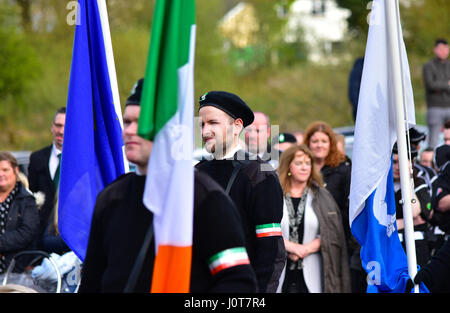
[234,118,244,134]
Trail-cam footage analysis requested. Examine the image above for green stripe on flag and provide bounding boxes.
[138,0,195,140]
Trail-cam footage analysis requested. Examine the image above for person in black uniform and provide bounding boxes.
[411,239,450,292]
[429,145,450,236]
[407,127,445,255]
[78,80,257,293]
[392,143,433,268]
[195,91,286,293]
[409,128,437,192]
[410,145,450,293]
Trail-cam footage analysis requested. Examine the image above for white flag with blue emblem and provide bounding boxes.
[348,0,428,293]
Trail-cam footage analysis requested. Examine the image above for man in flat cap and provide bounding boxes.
[79,81,257,292]
[195,90,286,292]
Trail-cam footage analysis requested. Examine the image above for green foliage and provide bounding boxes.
[0,2,41,148]
[1,0,448,151]
[335,0,371,35]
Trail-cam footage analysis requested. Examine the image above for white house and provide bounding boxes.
[285,0,351,63]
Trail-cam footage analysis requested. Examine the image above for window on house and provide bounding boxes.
[312,0,326,16]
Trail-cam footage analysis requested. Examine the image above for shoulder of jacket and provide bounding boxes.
[31,145,52,156]
[312,185,339,209]
[97,172,135,200]
[194,170,223,194]
[238,159,279,186]
[15,183,34,199]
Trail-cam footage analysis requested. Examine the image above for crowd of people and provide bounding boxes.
[0,38,449,293]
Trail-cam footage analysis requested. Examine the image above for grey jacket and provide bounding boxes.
[310,183,351,293]
[423,58,450,108]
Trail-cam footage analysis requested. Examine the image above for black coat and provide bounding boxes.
[195,151,286,292]
[430,162,450,233]
[28,145,56,236]
[321,160,352,241]
[78,171,257,293]
[0,182,40,270]
[415,239,450,292]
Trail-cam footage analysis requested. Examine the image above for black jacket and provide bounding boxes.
[321,160,352,241]
[415,239,450,292]
[28,145,56,236]
[78,171,257,293]
[430,162,450,233]
[0,182,40,270]
[196,151,286,292]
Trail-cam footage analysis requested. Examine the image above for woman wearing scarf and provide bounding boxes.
[276,145,350,293]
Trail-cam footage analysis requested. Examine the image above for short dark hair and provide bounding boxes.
[53,107,66,123]
[435,38,448,46]
[0,152,18,169]
[444,119,450,129]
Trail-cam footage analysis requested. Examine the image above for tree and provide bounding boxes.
[0,2,40,147]
[335,0,372,36]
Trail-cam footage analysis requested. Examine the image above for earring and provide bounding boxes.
[287,172,291,176]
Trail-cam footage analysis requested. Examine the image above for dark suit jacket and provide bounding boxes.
[28,145,56,237]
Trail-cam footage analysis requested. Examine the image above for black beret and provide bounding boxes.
[198,91,254,127]
[408,127,426,144]
[276,132,297,144]
[435,144,450,169]
[126,78,144,106]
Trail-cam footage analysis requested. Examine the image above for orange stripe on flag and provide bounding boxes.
[151,245,192,293]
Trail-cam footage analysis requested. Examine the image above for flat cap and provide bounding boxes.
[126,78,144,106]
[409,127,426,144]
[199,91,254,127]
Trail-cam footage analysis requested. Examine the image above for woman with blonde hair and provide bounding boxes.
[277,145,350,293]
[0,152,40,273]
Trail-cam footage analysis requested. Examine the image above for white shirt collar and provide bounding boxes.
[52,143,62,156]
[215,144,243,160]
[49,143,62,179]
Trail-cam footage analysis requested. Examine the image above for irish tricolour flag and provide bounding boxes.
[138,0,196,293]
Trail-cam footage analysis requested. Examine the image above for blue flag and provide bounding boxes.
[349,0,427,293]
[58,0,125,261]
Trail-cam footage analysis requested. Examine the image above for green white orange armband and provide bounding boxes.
[255,223,282,238]
[208,247,250,275]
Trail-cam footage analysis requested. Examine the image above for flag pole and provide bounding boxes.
[97,0,129,172]
[385,0,419,293]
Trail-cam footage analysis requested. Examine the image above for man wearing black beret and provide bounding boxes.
[195,90,286,292]
[79,82,257,292]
